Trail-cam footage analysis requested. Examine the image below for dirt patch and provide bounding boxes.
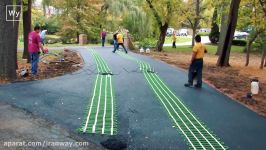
[0,103,103,150]
[0,49,82,84]
[141,51,266,116]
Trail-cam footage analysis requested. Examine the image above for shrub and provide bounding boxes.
[209,8,220,44]
[108,39,114,45]
[209,24,220,44]
[45,17,59,34]
[232,40,247,46]
[34,16,59,34]
[45,36,61,44]
[61,37,76,44]
[197,32,210,36]
[138,38,157,49]
[86,28,101,44]
[106,34,114,45]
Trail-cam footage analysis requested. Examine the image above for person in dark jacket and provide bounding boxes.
[113,32,118,52]
[101,29,107,47]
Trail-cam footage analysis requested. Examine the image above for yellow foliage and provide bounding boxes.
[239,0,265,31]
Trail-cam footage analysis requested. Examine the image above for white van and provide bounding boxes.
[178,29,188,36]
[199,28,211,33]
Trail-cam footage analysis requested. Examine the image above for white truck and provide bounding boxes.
[167,28,175,36]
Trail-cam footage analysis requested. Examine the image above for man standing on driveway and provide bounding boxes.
[184,35,207,88]
[28,25,44,77]
[101,29,107,47]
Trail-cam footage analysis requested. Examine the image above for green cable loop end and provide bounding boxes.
[79,49,118,136]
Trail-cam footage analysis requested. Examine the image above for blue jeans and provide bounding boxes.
[30,52,40,75]
[113,40,117,50]
[113,43,127,53]
[41,38,45,45]
[188,59,203,86]
[101,38,105,47]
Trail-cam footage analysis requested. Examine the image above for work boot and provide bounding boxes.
[184,83,193,87]
[30,74,38,80]
[194,84,202,88]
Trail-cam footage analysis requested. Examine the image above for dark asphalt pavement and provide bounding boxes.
[0,47,266,150]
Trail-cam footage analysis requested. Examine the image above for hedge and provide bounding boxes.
[232,40,247,46]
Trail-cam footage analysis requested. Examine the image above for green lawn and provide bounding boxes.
[18,40,72,48]
[17,41,107,48]
[164,36,192,44]
[46,34,61,39]
[164,44,245,54]
[18,34,106,48]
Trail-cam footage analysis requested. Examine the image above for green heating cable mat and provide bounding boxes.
[80,49,117,135]
[117,51,228,150]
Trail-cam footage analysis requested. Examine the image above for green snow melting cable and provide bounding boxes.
[80,49,117,135]
[117,51,228,150]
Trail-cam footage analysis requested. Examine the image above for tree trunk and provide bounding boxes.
[0,0,21,80]
[126,33,136,50]
[23,0,32,63]
[76,1,81,44]
[260,46,266,69]
[43,3,46,16]
[217,0,241,67]
[192,27,196,46]
[195,0,200,46]
[156,24,168,51]
[245,41,252,67]
[191,0,200,47]
[145,0,169,52]
[245,31,259,66]
[216,14,228,55]
[76,32,79,44]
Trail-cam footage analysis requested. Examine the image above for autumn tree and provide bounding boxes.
[145,0,181,51]
[182,0,203,46]
[209,8,219,44]
[22,0,32,62]
[51,0,102,43]
[217,0,241,67]
[239,0,266,68]
[0,0,21,80]
[257,0,266,68]
[258,32,266,69]
[100,0,153,41]
[214,0,230,55]
[42,0,52,16]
